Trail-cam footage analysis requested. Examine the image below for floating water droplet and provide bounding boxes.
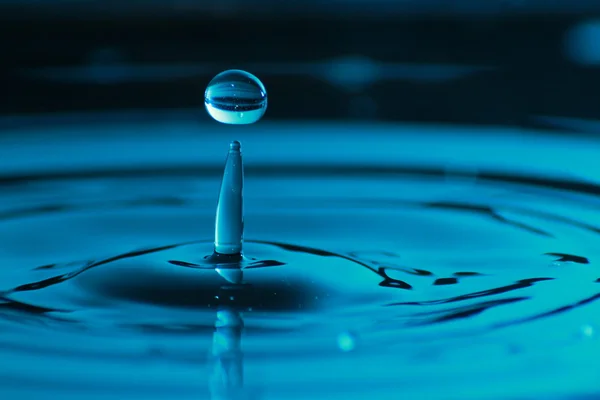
[205,70,267,124]
[337,332,357,352]
[581,324,595,338]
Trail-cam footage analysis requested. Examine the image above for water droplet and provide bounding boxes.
[337,332,357,352]
[581,324,595,338]
[204,70,267,125]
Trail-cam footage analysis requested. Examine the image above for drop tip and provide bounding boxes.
[229,140,241,151]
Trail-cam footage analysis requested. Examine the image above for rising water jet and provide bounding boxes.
[214,140,244,257]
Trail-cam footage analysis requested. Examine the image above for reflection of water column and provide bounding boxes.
[210,138,249,398]
[210,291,247,400]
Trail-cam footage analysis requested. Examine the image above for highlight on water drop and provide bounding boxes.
[204,69,268,125]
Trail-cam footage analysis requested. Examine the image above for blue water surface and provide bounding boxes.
[0,117,599,399]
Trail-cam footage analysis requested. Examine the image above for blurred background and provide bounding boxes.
[1,0,600,132]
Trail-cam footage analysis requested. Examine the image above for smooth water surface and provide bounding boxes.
[0,121,599,399]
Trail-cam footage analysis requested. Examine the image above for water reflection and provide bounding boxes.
[210,273,255,400]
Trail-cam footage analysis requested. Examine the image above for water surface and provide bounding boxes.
[0,120,599,399]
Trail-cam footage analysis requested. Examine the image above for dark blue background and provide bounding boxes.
[1,0,600,131]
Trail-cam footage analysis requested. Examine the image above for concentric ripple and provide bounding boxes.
[0,165,599,399]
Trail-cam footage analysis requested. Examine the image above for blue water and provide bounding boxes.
[0,119,599,399]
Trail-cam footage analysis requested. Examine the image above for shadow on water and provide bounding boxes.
[0,236,597,333]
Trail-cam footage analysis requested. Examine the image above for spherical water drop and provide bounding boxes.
[580,324,595,338]
[204,69,267,125]
[337,332,357,352]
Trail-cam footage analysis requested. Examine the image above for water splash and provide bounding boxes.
[0,155,600,398]
[214,140,244,256]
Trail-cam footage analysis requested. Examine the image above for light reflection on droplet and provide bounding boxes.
[205,69,267,124]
